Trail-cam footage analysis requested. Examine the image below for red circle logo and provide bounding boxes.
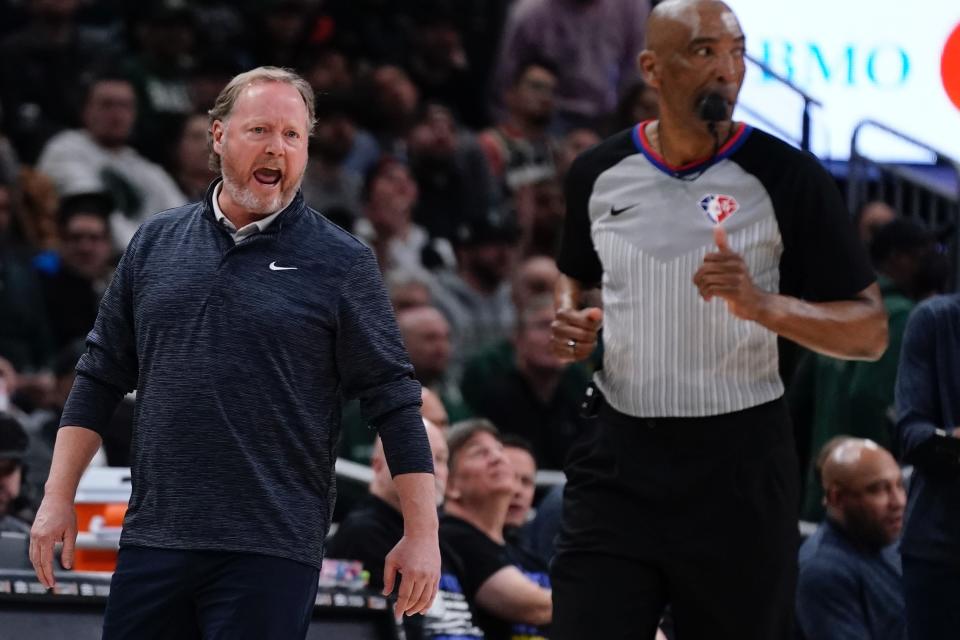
[944,23,960,110]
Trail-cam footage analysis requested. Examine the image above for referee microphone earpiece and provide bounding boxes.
[698,92,728,158]
[675,93,728,181]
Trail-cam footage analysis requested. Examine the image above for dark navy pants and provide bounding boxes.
[102,546,319,640]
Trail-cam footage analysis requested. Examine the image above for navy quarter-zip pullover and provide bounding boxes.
[61,180,432,568]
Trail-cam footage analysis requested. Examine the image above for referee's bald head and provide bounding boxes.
[645,0,740,55]
[638,0,744,124]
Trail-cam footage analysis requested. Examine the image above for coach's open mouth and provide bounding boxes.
[253,168,282,186]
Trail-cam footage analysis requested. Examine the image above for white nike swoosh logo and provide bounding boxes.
[269,261,298,271]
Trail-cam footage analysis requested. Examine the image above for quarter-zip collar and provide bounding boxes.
[199,178,307,239]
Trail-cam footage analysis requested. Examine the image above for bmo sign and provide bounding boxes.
[757,42,910,88]
[729,0,960,161]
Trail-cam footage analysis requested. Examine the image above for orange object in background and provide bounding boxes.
[73,503,127,572]
[75,502,126,531]
[72,468,132,572]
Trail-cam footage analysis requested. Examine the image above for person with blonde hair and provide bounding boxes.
[31,66,440,639]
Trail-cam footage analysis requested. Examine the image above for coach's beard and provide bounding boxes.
[222,166,304,216]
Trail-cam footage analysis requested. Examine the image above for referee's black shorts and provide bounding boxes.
[551,396,799,640]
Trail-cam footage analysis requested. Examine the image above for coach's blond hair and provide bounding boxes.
[207,66,316,172]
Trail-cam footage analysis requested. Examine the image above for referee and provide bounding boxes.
[549,1,888,638]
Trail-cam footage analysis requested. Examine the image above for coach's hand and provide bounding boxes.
[693,225,769,321]
[30,494,78,588]
[552,307,603,363]
[383,531,441,619]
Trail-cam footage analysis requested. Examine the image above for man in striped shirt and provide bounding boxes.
[548,1,888,638]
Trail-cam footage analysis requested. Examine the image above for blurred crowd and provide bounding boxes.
[0,0,657,511]
[0,1,956,639]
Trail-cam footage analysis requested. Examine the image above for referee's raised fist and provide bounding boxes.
[551,307,603,362]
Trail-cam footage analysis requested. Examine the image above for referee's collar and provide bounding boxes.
[633,120,752,179]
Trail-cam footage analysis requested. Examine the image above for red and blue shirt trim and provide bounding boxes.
[632,119,753,178]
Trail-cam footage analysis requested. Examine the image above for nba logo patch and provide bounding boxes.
[699,194,740,224]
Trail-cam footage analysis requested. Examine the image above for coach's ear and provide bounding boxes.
[211,119,225,157]
[638,50,660,89]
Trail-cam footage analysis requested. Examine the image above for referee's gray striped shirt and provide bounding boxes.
[558,123,875,418]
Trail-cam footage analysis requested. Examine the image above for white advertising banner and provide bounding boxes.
[727,0,960,162]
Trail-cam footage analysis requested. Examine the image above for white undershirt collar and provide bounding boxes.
[211,181,284,242]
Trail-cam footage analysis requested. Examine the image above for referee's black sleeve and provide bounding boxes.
[557,153,604,286]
